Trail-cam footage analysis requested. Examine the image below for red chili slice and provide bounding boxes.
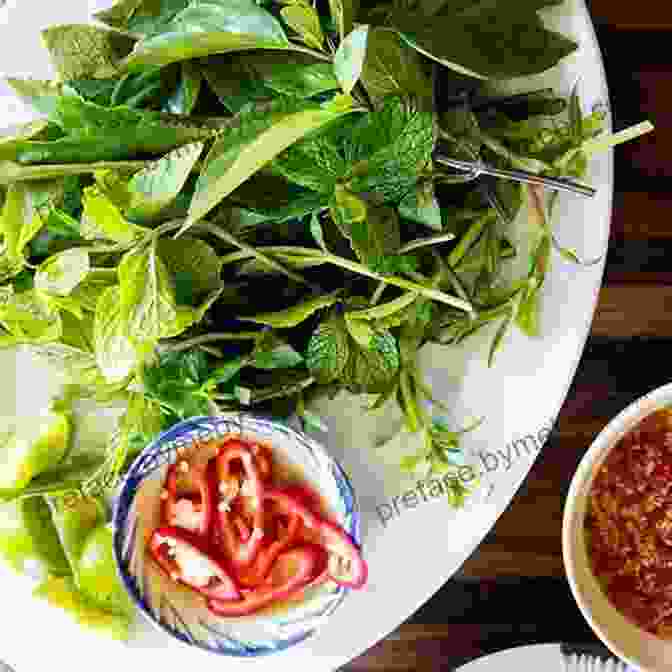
[149,526,240,601]
[212,444,266,569]
[207,545,320,617]
[162,461,213,538]
[264,488,368,589]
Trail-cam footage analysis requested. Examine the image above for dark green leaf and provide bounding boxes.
[398,180,442,230]
[121,0,290,70]
[167,62,203,114]
[342,330,400,393]
[252,335,304,369]
[394,5,578,79]
[280,4,325,50]
[184,94,356,230]
[239,290,341,328]
[360,27,433,106]
[205,356,246,388]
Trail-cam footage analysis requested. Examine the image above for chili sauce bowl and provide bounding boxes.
[562,382,672,672]
[112,414,361,657]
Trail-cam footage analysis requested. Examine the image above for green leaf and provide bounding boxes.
[1,181,64,261]
[0,159,147,186]
[69,269,118,313]
[345,95,436,202]
[332,189,401,268]
[34,574,131,640]
[5,79,65,117]
[393,5,578,80]
[9,96,219,165]
[0,245,26,283]
[344,313,375,348]
[280,4,324,50]
[35,249,90,297]
[205,357,245,388]
[252,334,304,369]
[95,0,189,37]
[306,316,350,383]
[184,94,356,230]
[0,412,71,496]
[167,61,203,114]
[398,180,442,231]
[125,141,204,221]
[328,0,359,40]
[237,249,327,277]
[118,245,179,346]
[27,343,107,390]
[0,288,62,345]
[310,213,328,251]
[41,25,135,80]
[347,290,418,321]
[93,286,137,384]
[342,329,399,393]
[239,290,341,328]
[0,497,71,577]
[360,28,433,106]
[122,0,290,70]
[81,186,149,244]
[334,25,369,95]
[156,236,222,305]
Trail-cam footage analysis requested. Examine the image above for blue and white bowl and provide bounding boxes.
[112,414,360,657]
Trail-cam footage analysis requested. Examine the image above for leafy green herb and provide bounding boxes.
[334,25,369,95]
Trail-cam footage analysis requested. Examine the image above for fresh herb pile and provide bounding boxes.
[0,1,653,522]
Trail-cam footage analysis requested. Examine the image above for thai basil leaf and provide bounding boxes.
[398,180,442,231]
[41,25,135,81]
[156,236,222,305]
[0,159,146,186]
[252,338,304,369]
[35,249,91,297]
[124,141,204,221]
[81,187,149,244]
[167,62,202,114]
[239,290,342,328]
[122,0,290,70]
[93,286,137,384]
[184,94,356,230]
[95,0,189,38]
[306,315,350,384]
[334,25,369,95]
[393,5,578,80]
[117,245,179,346]
[360,28,433,107]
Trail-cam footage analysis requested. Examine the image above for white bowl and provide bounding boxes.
[563,382,672,672]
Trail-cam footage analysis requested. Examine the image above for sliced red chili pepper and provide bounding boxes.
[149,526,240,601]
[232,514,251,543]
[235,511,302,588]
[162,461,213,538]
[264,489,367,589]
[212,444,266,569]
[207,545,320,617]
[250,443,273,481]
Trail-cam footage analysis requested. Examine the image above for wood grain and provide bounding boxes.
[592,285,672,337]
[588,0,672,30]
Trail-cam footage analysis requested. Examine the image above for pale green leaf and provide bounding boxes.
[334,25,369,95]
[81,186,150,244]
[347,291,418,321]
[0,160,147,186]
[122,0,290,70]
[41,25,135,80]
[27,343,106,389]
[0,244,25,283]
[0,289,62,345]
[5,78,65,117]
[35,249,91,297]
[118,245,178,345]
[69,269,118,313]
[93,286,137,384]
[239,290,341,328]
[125,141,203,221]
[280,5,324,50]
[184,95,356,230]
[328,0,359,40]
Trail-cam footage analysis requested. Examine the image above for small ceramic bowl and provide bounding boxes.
[563,382,672,672]
[112,413,360,657]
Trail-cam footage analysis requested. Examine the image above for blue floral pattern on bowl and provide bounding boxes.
[112,413,360,657]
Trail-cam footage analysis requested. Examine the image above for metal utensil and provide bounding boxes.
[560,642,629,672]
[434,151,597,197]
[433,152,597,198]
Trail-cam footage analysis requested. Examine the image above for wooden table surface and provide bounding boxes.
[342,2,666,669]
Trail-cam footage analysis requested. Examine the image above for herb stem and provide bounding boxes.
[447,212,493,267]
[195,223,320,291]
[318,251,474,313]
[370,281,387,306]
[288,44,333,63]
[164,332,261,352]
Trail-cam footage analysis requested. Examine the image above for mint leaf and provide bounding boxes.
[306,316,350,384]
[398,180,442,231]
[342,330,400,393]
[35,249,91,297]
